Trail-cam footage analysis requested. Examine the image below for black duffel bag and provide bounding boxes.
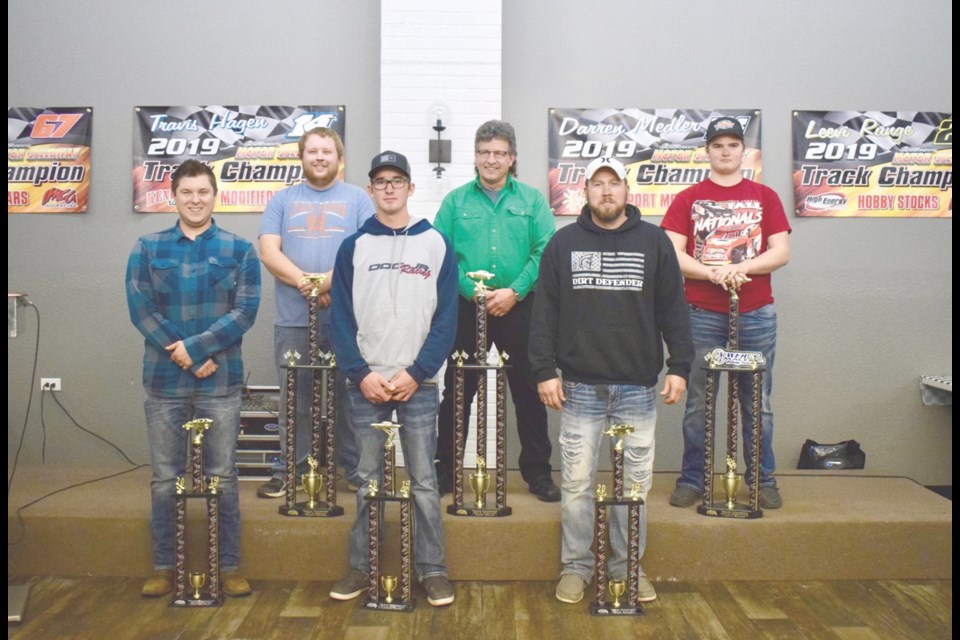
[797,439,866,470]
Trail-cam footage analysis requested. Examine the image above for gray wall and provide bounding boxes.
[9,1,953,487]
[7,1,381,468]
[503,0,953,485]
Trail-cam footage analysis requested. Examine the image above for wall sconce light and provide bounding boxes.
[429,108,451,180]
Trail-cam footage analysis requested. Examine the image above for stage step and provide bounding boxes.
[7,467,951,582]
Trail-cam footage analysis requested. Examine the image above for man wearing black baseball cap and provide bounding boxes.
[329,150,459,607]
[661,116,792,510]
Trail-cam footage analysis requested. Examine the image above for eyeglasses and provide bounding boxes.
[476,150,511,160]
[371,177,409,190]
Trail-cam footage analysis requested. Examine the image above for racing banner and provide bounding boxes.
[548,108,762,217]
[793,110,952,217]
[133,105,345,213]
[8,107,93,213]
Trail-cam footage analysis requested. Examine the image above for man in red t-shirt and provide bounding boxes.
[660,116,792,509]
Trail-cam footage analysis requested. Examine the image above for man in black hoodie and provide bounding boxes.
[529,157,693,605]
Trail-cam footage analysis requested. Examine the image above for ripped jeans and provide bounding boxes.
[558,382,654,583]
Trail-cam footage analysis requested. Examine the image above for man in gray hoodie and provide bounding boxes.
[329,151,458,607]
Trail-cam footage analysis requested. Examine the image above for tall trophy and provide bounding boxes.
[171,419,222,607]
[698,287,766,519]
[448,270,512,518]
[590,424,645,616]
[280,272,343,517]
[363,422,415,612]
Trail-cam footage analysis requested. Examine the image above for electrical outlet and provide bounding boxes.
[41,377,62,391]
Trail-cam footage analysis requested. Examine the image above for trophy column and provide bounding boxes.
[697,288,766,519]
[280,273,343,518]
[171,419,222,607]
[363,422,415,612]
[448,270,512,518]
[589,424,645,616]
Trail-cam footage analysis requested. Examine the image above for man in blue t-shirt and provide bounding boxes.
[257,127,374,498]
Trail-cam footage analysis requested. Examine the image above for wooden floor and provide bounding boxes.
[8,576,951,639]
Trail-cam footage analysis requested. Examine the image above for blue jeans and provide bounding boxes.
[144,390,241,571]
[677,304,778,492]
[345,382,447,580]
[559,382,654,583]
[273,325,359,486]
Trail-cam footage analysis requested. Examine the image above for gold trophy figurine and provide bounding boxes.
[300,273,326,298]
[367,480,379,497]
[381,575,398,604]
[629,482,641,501]
[722,456,742,509]
[189,571,206,600]
[183,418,212,445]
[603,423,634,452]
[400,480,411,499]
[608,580,626,609]
[469,459,490,509]
[175,476,186,495]
[466,269,495,294]
[303,455,323,510]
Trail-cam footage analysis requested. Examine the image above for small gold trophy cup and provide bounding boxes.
[381,575,398,604]
[189,571,206,600]
[722,456,742,509]
[608,580,626,609]
[469,459,490,509]
[303,455,323,510]
[300,273,326,298]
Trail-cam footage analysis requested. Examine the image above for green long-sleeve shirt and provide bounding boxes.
[433,175,555,301]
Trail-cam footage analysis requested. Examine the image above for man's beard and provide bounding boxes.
[589,201,625,223]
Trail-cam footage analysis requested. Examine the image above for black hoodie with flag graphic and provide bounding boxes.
[529,204,693,387]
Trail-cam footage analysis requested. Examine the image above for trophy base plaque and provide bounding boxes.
[170,593,222,608]
[281,502,345,518]
[447,504,512,517]
[362,599,416,613]
[589,602,645,616]
[697,503,762,519]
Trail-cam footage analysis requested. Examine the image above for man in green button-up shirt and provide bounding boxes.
[433,120,560,502]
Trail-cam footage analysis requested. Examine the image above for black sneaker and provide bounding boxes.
[330,569,369,601]
[528,476,561,502]
[435,463,453,496]
[422,575,454,606]
[256,477,286,499]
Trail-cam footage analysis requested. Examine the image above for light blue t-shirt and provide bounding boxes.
[260,180,374,327]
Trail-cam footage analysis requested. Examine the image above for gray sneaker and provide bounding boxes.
[257,477,286,499]
[636,575,657,602]
[759,486,783,509]
[330,569,368,601]
[669,485,701,508]
[422,575,454,606]
[555,574,587,604]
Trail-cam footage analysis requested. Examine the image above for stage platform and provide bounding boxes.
[7,466,951,582]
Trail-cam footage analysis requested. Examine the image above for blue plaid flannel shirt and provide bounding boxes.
[126,220,261,397]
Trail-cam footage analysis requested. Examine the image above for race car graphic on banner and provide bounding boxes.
[793,110,952,217]
[548,108,762,217]
[8,107,93,214]
[133,105,345,213]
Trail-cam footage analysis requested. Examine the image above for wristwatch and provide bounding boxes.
[510,288,521,300]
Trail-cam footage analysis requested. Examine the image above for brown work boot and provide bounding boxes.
[141,569,174,597]
[223,572,252,597]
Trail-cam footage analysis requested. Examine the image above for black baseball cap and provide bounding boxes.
[369,150,411,179]
[705,116,745,144]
